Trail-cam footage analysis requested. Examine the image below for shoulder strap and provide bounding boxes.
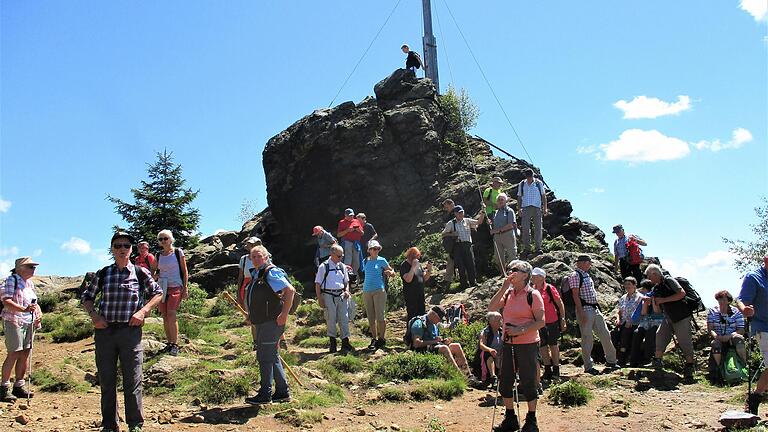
[578,271,586,289]
[321,261,331,288]
[527,289,533,307]
[174,248,183,278]
[545,284,556,305]
[97,266,110,291]
[536,179,544,196]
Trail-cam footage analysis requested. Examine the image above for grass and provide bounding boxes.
[274,408,323,427]
[293,325,326,342]
[442,321,485,367]
[591,375,617,388]
[295,302,324,326]
[177,283,207,316]
[380,386,408,401]
[409,378,465,401]
[40,311,94,343]
[371,352,464,384]
[316,355,365,385]
[31,366,89,393]
[548,380,593,407]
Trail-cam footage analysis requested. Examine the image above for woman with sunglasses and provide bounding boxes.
[151,229,189,356]
[707,290,746,373]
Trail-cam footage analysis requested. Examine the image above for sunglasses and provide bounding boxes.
[25,265,38,270]
[507,267,524,274]
[112,243,132,249]
[158,237,170,241]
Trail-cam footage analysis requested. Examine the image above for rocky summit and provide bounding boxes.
[184,69,621,305]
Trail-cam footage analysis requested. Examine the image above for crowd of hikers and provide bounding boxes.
[1,171,766,432]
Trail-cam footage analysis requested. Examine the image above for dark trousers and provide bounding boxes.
[94,325,144,430]
[619,259,643,283]
[612,324,637,365]
[404,285,426,321]
[453,242,477,289]
[630,325,658,367]
[255,320,289,396]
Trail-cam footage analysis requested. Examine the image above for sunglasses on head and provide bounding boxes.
[507,267,524,274]
[112,243,132,249]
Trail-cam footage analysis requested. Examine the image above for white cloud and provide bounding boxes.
[740,0,768,21]
[661,250,739,307]
[692,127,753,151]
[576,144,597,154]
[0,197,11,213]
[61,237,92,255]
[613,95,691,119]
[0,246,19,257]
[32,249,43,257]
[598,129,690,162]
[693,250,734,269]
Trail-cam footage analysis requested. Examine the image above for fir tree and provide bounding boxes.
[107,150,200,250]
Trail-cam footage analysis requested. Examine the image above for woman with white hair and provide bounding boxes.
[151,229,188,356]
[477,311,503,388]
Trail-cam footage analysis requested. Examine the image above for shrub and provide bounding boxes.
[293,384,346,409]
[548,381,593,407]
[328,355,364,373]
[178,317,203,340]
[31,367,86,392]
[207,294,234,318]
[427,417,447,432]
[380,386,408,401]
[372,352,461,382]
[295,302,324,326]
[298,337,328,349]
[442,321,485,366]
[48,315,94,343]
[37,292,63,313]
[191,370,256,404]
[386,274,405,310]
[410,378,464,401]
[293,325,325,342]
[177,283,207,316]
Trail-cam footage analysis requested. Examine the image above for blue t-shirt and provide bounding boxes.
[249,265,291,293]
[740,266,768,335]
[362,256,389,292]
[411,315,439,342]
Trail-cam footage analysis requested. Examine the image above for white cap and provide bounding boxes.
[367,240,382,250]
[531,267,546,277]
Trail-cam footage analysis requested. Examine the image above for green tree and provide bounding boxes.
[723,196,768,273]
[107,150,200,250]
[439,85,480,142]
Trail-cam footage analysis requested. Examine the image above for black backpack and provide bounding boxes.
[0,272,20,314]
[442,220,457,257]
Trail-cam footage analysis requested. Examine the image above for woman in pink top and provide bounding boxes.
[488,260,545,432]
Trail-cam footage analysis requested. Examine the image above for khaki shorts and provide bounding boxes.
[363,289,387,321]
[4,320,34,352]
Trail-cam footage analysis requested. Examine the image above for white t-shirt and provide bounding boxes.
[158,248,185,287]
[240,255,255,279]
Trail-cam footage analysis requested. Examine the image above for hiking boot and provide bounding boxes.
[652,357,663,370]
[585,367,601,376]
[521,412,539,432]
[683,363,695,383]
[367,339,377,351]
[603,363,619,373]
[486,375,498,390]
[541,365,553,381]
[375,338,386,349]
[493,411,519,432]
[537,383,543,395]
[340,338,354,353]
[128,425,143,432]
[11,386,32,399]
[329,337,337,353]
[245,393,272,405]
[552,365,561,381]
[467,374,484,389]
[271,392,291,403]
[747,392,763,415]
[169,344,180,356]
[0,385,17,402]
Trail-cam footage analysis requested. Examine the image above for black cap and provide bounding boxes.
[431,306,446,319]
[453,205,465,213]
[523,168,534,177]
[576,254,592,262]
[111,231,136,244]
[612,224,623,234]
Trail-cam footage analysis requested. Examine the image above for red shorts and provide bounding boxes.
[159,286,183,316]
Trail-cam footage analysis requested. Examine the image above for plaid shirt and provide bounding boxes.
[81,263,161,323]
[2,274,41,327]
[443,217,480,243]
[617,292,643,325]
[517,178,545,208]
[568,268,598,309]
[707,305,744,336]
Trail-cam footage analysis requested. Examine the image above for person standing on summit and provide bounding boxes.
[401,44,423,75]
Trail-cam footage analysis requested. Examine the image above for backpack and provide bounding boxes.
[444,303,469,328]
[319,260,348,295]
[0,272,21,314]
[412,51,423,69]
[441,220,458,257]
[518,179,544,202]
[721,347,748,384]
[626,237,644,266]
[404,315,427,349]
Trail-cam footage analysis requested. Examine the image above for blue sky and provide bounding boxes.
[1,1,766,305]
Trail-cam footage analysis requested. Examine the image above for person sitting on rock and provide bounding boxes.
[442,199,458,286]
[314,244,353,354]
[312,225,337,267]
[613,277,643,367]
[489,193,518,275]
[362,240,395,350]
[133,240,155,271]
[531,267,566,382]
[409,305,483,387]
[151,229,189,357]
[569,255,618,375]
[401,44,423,75]
[477,311,503,388]
[337,208,364,283]
[488,259,546,432]
[517,168,547,258]
[441,205,485,290]
[707,290,746,372]
[612,224,647,282]
[645,264,695,382]
[629,279,664,367]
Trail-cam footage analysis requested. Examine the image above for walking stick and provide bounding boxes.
[222,292,304,388]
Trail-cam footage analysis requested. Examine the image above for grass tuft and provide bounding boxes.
[548,380,593,407]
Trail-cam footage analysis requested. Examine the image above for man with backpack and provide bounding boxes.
[612,224,646,282]
[401,44,424,75]
[736,253,768,415]
[517,169,547,258]
[644,264,695,382]
[442,205,485,290]
[531,267,566,381]
[568,255,618,375]
[81,232,163,432]
[490,193,518,274]
[314,244,353,354]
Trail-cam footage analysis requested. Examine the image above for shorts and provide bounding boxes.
[499,342,539,401]
[158,286,183,315]
[4,320,34,352]
[757,332,768,368]
[538,322,561,347]
[362,289,387,321]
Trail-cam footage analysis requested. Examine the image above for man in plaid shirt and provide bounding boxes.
[81,232,162,432]
[569,255,617,374]
[442,205,485,290]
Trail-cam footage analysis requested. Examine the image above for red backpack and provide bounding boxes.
[627,237,644,265]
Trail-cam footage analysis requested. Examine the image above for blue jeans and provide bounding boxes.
[256,320,289,396]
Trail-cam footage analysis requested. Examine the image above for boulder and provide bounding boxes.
[188,264,239,293]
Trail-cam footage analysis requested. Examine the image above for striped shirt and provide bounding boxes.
[81,263,161,323]
[1,274,40,327]
[707,305,744,336]
[517,179,545,208]
[568,268,598,309]
[443,217,481,243]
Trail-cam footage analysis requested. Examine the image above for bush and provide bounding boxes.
[191,371,255,404]
[327,355,364,373]
[293,325,325,342]
[43,313,93,343]
[177,283,207,316]
[380,386,408,401]
[37,292,63,313]
[208,293,235,318]
[548,381,593,407]
[178,318,202,340]
[410,378,464,401]
[442,321,485,366]
[372,352,461,382]
[295,302,324,326]
[386,274,405,310]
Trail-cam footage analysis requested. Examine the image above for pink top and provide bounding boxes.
[539,283,562,324]
[502,285,544,345]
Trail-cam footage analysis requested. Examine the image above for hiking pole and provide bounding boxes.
[490,364,502,432]
[222,292,304,388]
[747,319,753,403]
[26,331,34,407]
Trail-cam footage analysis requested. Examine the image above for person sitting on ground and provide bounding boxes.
[708,290,746,371]
[489,193,518,274]
[612,224,647,282]
[362,240,395,350]
[645,264,696,382]
[629,279,664,367]
[477,311,503,388]
[133,241,155,271]
[401,44,423,75]
[488,259,546,432]
[237,237,261,310]
[531,267,566,382]
[151,229,189,357]
[441,199,457,286]
[314,244,353,354]
[569,255,618,374]
[337,208,364,282]
[614,277,643,367]
[313,226,337,267]
[517,168,547,258]
[1,257,43,402]
[441,204,485,290]
[409,305,483,387]
[736,253,768,414]
[401,247,432,321]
